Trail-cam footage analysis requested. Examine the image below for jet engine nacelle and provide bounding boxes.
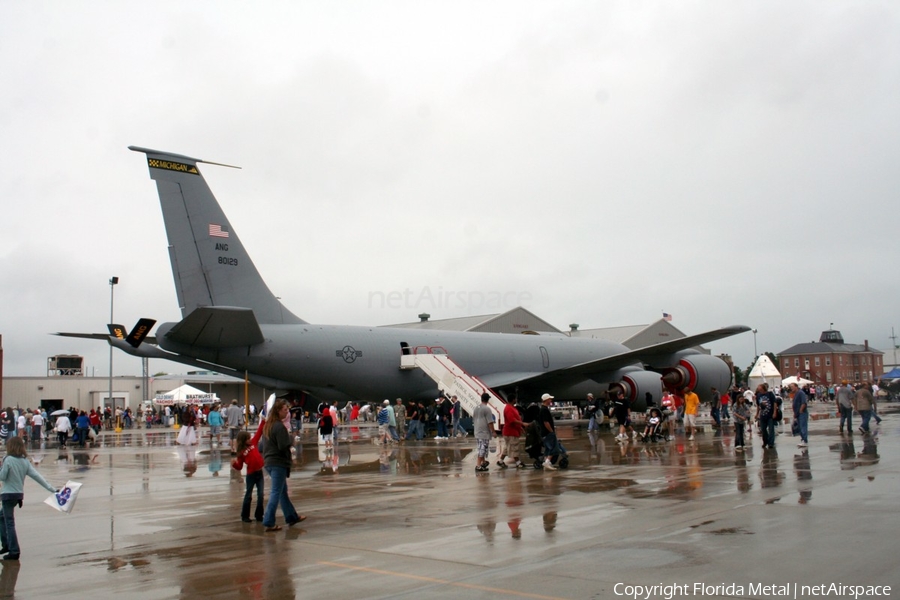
[609,369,663,412]
[661,354,733,404]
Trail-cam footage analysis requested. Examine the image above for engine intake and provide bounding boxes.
[661,354,732,404]
[609,369,662,412]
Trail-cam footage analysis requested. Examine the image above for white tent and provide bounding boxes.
[154,384,219,405]
[747,355,782,390]
[781,375,814,387]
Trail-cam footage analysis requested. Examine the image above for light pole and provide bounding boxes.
[109,277,118,421]
[752,329,758,358]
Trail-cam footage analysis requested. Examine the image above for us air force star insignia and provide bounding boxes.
[336,345,363,363]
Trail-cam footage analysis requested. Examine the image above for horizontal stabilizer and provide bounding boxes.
[107,324,127,340]
[56,330,159,345]
[126,318,157,348]
[165,307,264,348]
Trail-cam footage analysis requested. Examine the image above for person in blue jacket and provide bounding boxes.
[75,411,91,447]
[0,436,58,560]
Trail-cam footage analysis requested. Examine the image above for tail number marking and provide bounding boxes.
[218,257,239,266]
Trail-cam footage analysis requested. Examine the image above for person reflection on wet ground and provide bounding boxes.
[71,449,98,470]
[857,436,879,467]
[794,449,812,503]
[179,446,197,477]
[835,438,857,470]
[542,512,558,533]
[735,452,752,493]
[477,519,496,541]
[208,449,223,477]
[759,448,783,490]
[474,467,497,541]
[505,473,524,540]
[507,517,522,539]
[0,561,18,597]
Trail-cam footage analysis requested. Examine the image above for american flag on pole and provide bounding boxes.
[209,224,230,238]
[662,312,672,322]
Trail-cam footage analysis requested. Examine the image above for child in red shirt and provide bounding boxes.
[231,419,265,523]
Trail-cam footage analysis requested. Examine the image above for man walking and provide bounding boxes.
[472,393,494,472]
[789,382,808,447]
[385,399,399,441]
[436,396,452,439]
[710,387,722,429]
[498,396,526,468]
[683,387,700,441]
[394,398,407,440]
[585,393,601,432]
[404,401,424,441]
[225,400,244,454]
[835,380,854,434]
[612,391,633,442]
[853,383,876,435]
[538,393,561,470]
[377,400,392,445]
[451,395,467,438]
[755,383,779,449]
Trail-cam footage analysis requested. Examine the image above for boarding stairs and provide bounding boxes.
[400,346,505,422]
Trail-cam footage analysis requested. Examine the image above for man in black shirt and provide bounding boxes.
[538,394,560,470]
[612,391,633,442]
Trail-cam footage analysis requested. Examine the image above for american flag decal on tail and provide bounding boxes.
[209,224,230,238]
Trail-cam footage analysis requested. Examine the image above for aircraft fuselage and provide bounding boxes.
[157,323,636,402]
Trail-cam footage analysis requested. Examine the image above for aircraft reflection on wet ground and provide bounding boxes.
[1,410,895,599]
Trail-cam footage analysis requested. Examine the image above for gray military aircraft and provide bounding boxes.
[62,147,749,410]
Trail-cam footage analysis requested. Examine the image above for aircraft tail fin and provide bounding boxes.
[129,146,306,325]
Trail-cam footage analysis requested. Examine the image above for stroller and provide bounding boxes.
[553,438,569,469]
[639,407,665,443]
[540,430,570,469]
[524,421,544,469]
[524,402,570,469]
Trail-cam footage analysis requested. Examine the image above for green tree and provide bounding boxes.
[733,365,745,388]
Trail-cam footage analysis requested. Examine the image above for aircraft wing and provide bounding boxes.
[610,324,751,364]
[492,325,751,388]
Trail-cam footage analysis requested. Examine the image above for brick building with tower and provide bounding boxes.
[778,328,883,385]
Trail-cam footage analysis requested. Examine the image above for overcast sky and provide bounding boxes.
[2,1,899,380]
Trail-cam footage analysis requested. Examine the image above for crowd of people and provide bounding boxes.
[3,379,885,535]
[581,378,886,451]
[346,392,569,471]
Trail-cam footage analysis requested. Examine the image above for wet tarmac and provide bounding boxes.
[2,406,898,599]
